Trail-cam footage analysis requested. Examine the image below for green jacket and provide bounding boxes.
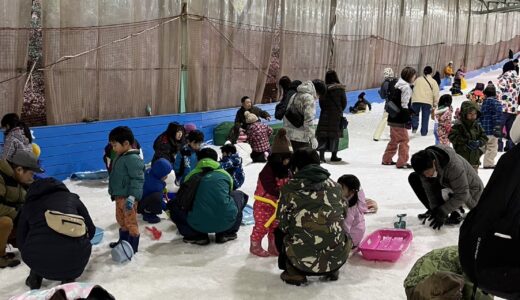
[404,246,493,300]
[0,159,26,219]
[449,101,488,166]
[108,149,145,200]
[186,158,238,233]
[277,164,349,274]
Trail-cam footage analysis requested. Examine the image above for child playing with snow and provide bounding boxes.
[138,158,172,224]
[250,129,292,257]
[349,92,372,114]
[449,101,488,172]
[434,94,453,145]
[337,175,368,248]
[220,143,245,190]
[108,126,145,253]
[173,130,204,184]
[245,111,273,163]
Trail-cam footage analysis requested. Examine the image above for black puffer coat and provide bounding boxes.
[17,178,95,280]
[316,84,347,139]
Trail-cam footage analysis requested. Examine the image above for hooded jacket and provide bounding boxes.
[449,102,488,166]
[341,189,368,247]
[185,158,238,233]
[283,81,317,143]
[142,158,173,200]
[419,145,484,216]
[220,153,245,190]
[17,178,95,280]
[0,159,26,219]
[497,70,520,114]
[277,164,348,274]
[1,127,33,160]
[316,83,347,139]
[387,78,413,125]
[108,149,145,200]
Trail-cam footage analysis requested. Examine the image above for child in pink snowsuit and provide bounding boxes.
[250,129,292,257]
[435,94,453,146]
[338,175,368,247]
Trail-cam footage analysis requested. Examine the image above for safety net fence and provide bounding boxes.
[0,0,519,125]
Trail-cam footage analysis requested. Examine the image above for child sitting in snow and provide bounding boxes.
[220,143,245,190]
[434,94,453,146]
[349,92,372,114]
[449,101,488,172]
[138,158,172,224]
[245,111,273,163]
[173,130,204,184]
[250,129,292,257]
[450,69,464,96]
[337,175,369,248]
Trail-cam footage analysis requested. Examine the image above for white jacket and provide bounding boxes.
[511,115,520,144]
[283,81,317,143]
[412,75,440,107]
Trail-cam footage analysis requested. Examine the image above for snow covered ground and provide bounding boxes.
[2,69,505,299]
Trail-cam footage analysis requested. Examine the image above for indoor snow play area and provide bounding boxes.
[1,1,520,300]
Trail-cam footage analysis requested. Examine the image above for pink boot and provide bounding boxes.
[250,239,270,257]
[267,233,279,256]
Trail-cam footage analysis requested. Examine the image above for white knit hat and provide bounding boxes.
[244,111,259,124]
[383,68,394,79]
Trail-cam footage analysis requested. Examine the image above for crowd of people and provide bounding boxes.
[0,53,519,299]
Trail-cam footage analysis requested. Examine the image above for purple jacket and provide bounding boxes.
[342,190,368,246]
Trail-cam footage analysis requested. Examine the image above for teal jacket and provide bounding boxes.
[186,158,238,233]
[108,149,145,200]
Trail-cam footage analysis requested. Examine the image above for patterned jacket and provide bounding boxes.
[497,70,520,114]
[219,153,245,190]
[1,127,32,160]
[435,106,453,146]
[283,81,317,143]
[246,122,272,153]
[480,97,503,136]
[277,164,349,274]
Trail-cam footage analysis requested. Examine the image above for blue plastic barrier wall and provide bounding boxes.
[0,53,516,180]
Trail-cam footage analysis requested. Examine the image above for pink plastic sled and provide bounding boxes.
[358,229,413,262]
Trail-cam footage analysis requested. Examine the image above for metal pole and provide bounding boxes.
[464,0,472,69]
[179,1,187,113]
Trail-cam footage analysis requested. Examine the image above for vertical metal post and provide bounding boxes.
[179,1,188,113]
[464,0,472,69]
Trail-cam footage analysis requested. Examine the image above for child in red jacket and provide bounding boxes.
[250,129,293,257]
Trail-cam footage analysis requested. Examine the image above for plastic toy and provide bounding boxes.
[145,226,162,240]
[90,227,104,245]
[358,229,413,262]
[394,214,407,229]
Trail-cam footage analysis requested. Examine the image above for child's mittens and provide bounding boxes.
[126,196,136,211]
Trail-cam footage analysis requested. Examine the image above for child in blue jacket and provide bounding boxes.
[138,158,173,224]
[174,130,204,184]
[220,144,245,190]
[480,84,503,169]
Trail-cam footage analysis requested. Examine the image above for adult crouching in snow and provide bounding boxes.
[17,178,96,289]
[235,96,271,130]
[408,145,484,230]
[317,70,347,162]
[151,122,185,165]
[283,80,323,152]
[275,148,350,285]
[169,148,247,245]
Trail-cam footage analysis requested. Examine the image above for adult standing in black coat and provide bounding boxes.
[17,178,95,289]
[316,70,347,162]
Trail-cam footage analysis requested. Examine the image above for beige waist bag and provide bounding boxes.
[44,210,86,238]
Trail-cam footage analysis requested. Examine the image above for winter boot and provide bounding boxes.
[110,229,129,248]
[250,239,270,257]
[321,270,340,282]
[0,254,20,268]
[183,234,210,246]
[142,213,161,224]
[127,234,140,253]
[215,233,238,244]
[25,271,43,290]
[280,263,307,286]
[319,151,326,163]
[267,233,279,256]
[330,152,342,162]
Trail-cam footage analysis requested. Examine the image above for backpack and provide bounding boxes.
[275,90,296,120]
[284,94,304,128]
[385,78,402,118]
[459,144,520,299]
[44,210,87,238]
[173,167,213,212]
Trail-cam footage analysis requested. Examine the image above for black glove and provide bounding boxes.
[428,207,448,230]
[467,140,481,151]
[493,126,503,138]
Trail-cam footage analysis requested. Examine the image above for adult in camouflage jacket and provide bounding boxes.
[404,246,492,300]
[275,148,350,285]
